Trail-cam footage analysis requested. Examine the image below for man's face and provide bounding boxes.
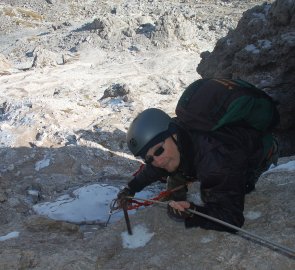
[145,135,180,172]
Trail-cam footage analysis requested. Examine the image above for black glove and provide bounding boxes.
[167,202,196,222]
[117,187,135,208]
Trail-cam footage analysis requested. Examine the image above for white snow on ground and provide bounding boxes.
[0,231,20,241]
[121,224,155,249]
[29,159,295,249]
[32,160,295,224]
[188,191,204,206]
[33,183,161,223]
[200,235,215,244]
[244,211,262,220]
[35,156,51,171]
[266,160,295,172]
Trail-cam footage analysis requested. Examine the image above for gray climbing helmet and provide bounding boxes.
[127,108,172,157]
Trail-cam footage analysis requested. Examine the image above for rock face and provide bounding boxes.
[197,0,295,157]
[0,157,295,269]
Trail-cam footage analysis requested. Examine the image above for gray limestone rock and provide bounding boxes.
[197,0,295,156]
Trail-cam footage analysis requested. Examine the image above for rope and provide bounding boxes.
[127,185,186,210]
[106,185,186,227]
[129,197,295,259]
[127,190,169,210]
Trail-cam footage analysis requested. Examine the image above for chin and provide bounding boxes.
[166,162,179,173]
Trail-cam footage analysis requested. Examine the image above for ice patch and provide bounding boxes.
[244,211,261,220]
[35,156,51,171]
[33,183,159,223]
[0,231,20,241]
[121,224,154,249]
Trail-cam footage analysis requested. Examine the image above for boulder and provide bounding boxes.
[197,0,295,156]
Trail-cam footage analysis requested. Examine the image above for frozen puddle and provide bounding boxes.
[121,224,154,249]
[33,184,160,224]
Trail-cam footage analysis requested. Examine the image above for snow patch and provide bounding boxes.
[200,235,214,243]
[266,160,295,173]
[0,231,20,241]
[0,128,14,147]
[188,191,203,206]
[121,224,154,249]
[244,211,261,220]
[35,156,51,171]
[27,189,39,196]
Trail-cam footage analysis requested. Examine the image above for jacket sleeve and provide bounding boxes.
[185,141,248,232]
[185,185,245,233]
[127,164,169,193]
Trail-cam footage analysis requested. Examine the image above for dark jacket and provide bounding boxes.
[127,122,266,232]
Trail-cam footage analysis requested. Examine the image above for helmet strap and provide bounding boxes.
[171,134,178,145]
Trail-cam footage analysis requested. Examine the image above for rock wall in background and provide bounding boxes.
[197,0,295,156]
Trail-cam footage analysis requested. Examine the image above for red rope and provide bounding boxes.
[128,165,187,210]
[127,190,172,210]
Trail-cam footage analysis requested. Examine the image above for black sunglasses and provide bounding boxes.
[145,145,165,164]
